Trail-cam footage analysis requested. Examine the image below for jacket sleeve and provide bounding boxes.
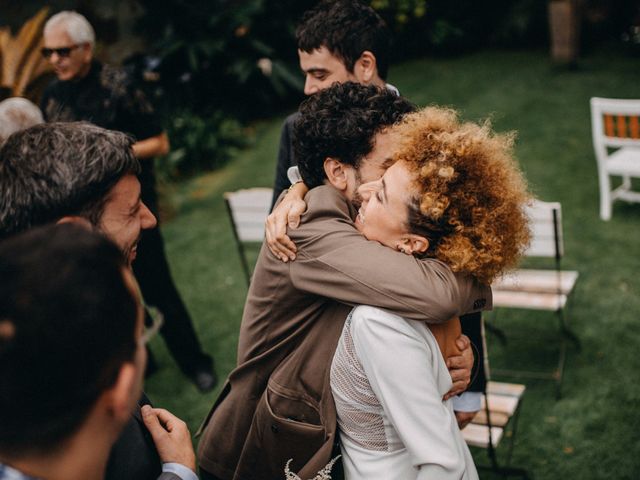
[289,188,490,323]
[157,474,182,480]
[158,462,198,480]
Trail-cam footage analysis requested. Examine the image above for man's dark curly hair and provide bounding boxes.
[296,0,391,80]
[294,82,415,188]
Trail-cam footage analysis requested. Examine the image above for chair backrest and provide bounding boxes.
[224,188,273,242]
[224,187,273,285]
[590,97,640,153]
[524,199,564,260]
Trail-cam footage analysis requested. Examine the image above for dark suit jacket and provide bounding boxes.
[105,393,164,480]
[197,186,491,480]
[271,113,299,209]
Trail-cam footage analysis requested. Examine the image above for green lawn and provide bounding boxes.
[145,48,640,479]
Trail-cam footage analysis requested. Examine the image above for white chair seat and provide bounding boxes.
[606,147,640,176]
[493,269,578,311]
[462,423,504,448]
[494,269,579,295]
[493,290,568,311]
[462,381,526,448]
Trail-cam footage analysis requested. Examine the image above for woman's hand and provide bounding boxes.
[265,182,308,262]
[455,411,477,429]
[443,334,473,400]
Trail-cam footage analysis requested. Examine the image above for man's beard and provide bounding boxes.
[351,169,363,209]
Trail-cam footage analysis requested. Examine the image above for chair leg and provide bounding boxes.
[558,308,581,350]
[554,308,581,399]
[554,333,566,400]
[599,172,612,220]
[486,310,508,346]
[476,464,532,479]
[506,401,523,466]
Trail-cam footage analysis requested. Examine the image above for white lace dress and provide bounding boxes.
[330,306,478,480]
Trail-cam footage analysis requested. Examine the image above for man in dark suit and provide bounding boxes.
[0,123,197,480]
[271,0,395,208]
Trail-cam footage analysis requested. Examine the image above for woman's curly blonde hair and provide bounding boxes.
[392,106,531,284]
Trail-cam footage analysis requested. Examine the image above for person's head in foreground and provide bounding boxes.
[0,224,145,478]
[295,82,414,204]
[0,122,156,264]
[0,97,44,145]
[42,10,95,81]
[296,0,391,94]
[356,106,531,284]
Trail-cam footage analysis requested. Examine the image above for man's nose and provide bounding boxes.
[304,77,319,95]
[358,183,373,199]
[140,202,157,230]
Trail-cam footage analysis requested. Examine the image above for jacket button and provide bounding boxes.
[271,424,279,433]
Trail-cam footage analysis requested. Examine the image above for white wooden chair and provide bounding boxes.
[590,97,640,220]
[489,199,579,397]
[223,188,273,285]
[462,319,530,479]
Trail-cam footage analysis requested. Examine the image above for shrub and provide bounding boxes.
[159,110,249,179]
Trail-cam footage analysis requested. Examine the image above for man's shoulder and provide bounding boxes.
[99,63,133,97]
[300,185,354,223]
[282,111,300,132]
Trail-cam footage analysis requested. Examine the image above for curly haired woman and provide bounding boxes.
[330,106,531,480]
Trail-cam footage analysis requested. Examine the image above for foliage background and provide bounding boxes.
[6,0,636,175]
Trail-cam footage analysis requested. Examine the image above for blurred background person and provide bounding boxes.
[0,97,43,145]
[39,10,216,392]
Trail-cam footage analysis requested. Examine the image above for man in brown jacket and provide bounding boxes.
[197,84,491,480]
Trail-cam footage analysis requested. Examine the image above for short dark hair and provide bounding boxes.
[294,82,415,188]
[0,122,139,239]
[0,224,138,455]
[296,0,391,80]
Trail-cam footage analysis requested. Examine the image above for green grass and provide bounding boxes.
[146,48,640,479]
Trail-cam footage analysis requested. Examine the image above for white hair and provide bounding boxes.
[0,98,44,145]
[44,11,95,47]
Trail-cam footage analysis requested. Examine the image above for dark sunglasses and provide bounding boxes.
[41,44,81,59]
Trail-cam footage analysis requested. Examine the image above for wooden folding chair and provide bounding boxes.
[223,188,273,285]
[489,199,580,398]
[463,319,530,479]
[590,97,640,220]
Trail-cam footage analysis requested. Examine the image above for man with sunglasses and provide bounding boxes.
[0,122,197,480]
[40,10,216,393]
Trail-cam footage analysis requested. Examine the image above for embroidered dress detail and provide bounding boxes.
[330,313,390,452]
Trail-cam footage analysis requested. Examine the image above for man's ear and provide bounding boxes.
[323,157,350,192]
[56,215,93,230]
[100,362,138,425]
[81,43,93,63]
[354,51,378,84]
[402,234,429,255]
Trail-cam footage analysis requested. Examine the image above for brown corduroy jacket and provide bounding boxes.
[197,185,491,480]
